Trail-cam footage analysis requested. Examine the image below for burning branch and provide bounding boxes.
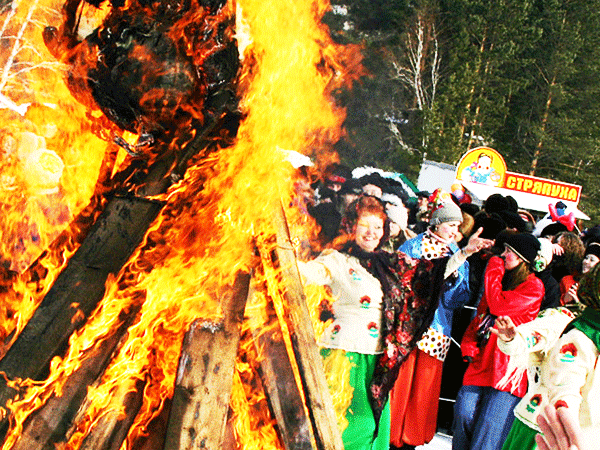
[270,204,343,450]
[164,271,251,450]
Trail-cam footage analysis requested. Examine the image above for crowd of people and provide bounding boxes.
[291,162,600,450]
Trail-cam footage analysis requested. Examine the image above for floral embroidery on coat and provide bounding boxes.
[559,343,578,362]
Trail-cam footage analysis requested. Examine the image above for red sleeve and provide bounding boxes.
[560,275,575,296]
[461,315,480,359]
[460,295,490,359]
[559,275,576,305]
[484,256,543,322]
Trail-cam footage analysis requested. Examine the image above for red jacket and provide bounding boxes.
[559,274,577,305]
[461,256,544,397]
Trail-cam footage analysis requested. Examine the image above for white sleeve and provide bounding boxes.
[546,329,598,415]
[444,250,465,279]
[296,251,338,286]
[497,327,528,356]
[498,308,574,356]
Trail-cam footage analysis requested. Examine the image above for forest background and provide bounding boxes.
[325,0,600,223]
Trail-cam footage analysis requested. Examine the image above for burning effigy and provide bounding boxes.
[42,0,240,155]
[0,0,362,448]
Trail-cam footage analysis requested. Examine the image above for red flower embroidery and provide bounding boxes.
[332,324,341,334]
[398,313,410,322]
[530,394,542,406]
[560,343,577,358]
[395,330,412,344]
[360,296,371,307]
[371,385,381,398]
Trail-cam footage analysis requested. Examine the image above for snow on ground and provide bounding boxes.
[416,432,453,450]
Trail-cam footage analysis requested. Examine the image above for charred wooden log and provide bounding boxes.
[6,313,136,450]
[0,195,164,407]
[0,110,236,439]
[76,378,146,450]
[271,204,344,450]
[249,280,316,450]
[162,271,251,450]
[127,398,172,450]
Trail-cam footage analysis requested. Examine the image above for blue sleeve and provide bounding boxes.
[398,234,423,259]
[400,235,470,309]
[442,259,471,309]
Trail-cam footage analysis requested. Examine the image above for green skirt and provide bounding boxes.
[502,417,538,450]
[321,348,391,450]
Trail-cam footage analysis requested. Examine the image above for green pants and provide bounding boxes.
[321,348,391,450]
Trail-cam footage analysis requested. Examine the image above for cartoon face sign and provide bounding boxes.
[476,154,492,172]
[461,154,501,185]
[455,147,506,187]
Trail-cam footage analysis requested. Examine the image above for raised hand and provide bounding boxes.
[490,315,517,342]
[463,227,495,257]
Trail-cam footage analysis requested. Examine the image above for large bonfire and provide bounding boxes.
[0,0,363,448]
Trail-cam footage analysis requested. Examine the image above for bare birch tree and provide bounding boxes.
[0,0,63,115]
[389,5,441,111]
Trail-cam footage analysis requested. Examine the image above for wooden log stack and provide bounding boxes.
[0,196,343,449]
[0,0,344,446]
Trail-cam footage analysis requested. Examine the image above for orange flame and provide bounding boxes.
[0,0,111,351]
[0,0,363,448]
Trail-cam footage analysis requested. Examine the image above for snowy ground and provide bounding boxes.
[416,432,453,450]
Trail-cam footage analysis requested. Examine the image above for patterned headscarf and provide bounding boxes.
[577,263,600,311]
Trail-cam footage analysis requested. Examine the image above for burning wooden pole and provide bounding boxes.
[269,203,344,450]
[0,195,164,408]
[248,279,316,450]
[76,377,147,450]
[6,314,137,450]
[163,271,251,450]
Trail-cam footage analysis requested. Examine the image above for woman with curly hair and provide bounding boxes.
[297,195,493,450]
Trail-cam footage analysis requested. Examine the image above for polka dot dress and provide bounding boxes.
[417,327,452,361]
